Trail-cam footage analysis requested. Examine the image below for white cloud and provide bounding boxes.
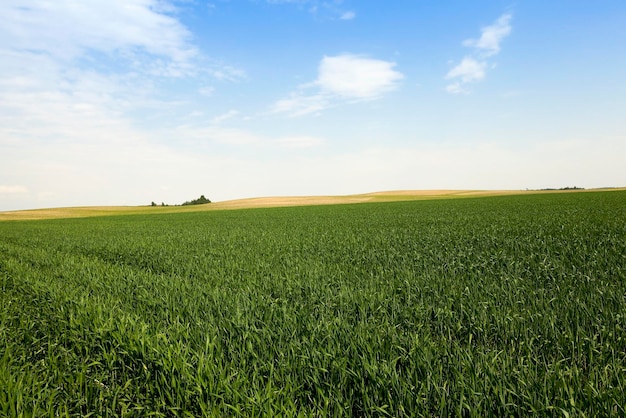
[0,1,253,201]
[444,82,467,95]
[0,1,246,211]
[446,13,512,94]
[445,57,487,83]
[463,14,512,57]
[316,55,404,99]
[273,54,404,116]
[0,1,245,148]
[0,0,197,72]
[0,1,245,84]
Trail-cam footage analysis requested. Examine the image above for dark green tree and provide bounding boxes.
[181,195,211,206]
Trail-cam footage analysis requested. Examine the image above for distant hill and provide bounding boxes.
[1,188,624,221]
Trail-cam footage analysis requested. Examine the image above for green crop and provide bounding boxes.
[1,191,625,416]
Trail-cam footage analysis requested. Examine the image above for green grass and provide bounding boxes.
[1,191,625,416]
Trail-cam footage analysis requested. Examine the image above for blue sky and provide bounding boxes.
[1,0,625,210]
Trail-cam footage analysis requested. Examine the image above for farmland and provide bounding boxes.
[0,189,524,221]
[1,190,625,416]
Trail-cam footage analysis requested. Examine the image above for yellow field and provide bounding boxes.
[1,188,623,221]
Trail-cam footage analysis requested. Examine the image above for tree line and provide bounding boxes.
[151,195,211,207]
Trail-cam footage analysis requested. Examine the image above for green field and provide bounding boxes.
[1,191,625,416]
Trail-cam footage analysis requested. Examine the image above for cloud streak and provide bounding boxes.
[446,13,512,94]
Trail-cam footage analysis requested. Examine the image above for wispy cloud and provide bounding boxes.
[0,1,246,139]
[0,1,243,116]
[446,13,512,94]
[445,57,487,94]
[272,54,404,116]
[0,0,198,74]
[272,93,330,117]
[446,57,487,83]
[340,11,356,20]
[0,0,247,210]
[265,0,355,21]
[212,110,240,124]
[463,14,513,57]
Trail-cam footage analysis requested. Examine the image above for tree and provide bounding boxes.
[181,195,211,206]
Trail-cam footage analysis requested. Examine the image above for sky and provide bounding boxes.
[1,0,625,211]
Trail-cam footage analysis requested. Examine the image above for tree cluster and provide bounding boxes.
[181,195,211,206]
[151,195,211,207]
